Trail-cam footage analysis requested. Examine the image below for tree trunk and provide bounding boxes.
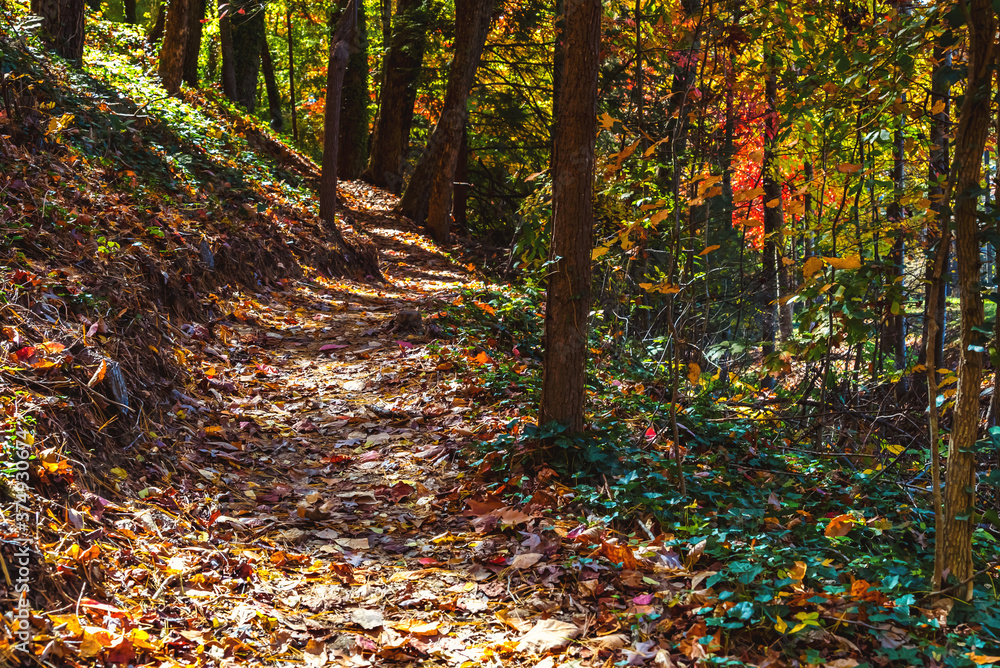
[397,0,494,242]
[182,0,206,87]
[148,1,166,43]
[761,59,784,351]
[286,10,298,141]
[884,112,905,371]
[261,38,283,131]
[361,0,430,192]
[231,1,265,111]
[452,125,469,232]
[219,0,237,101]
[31,0,85,65]
[123,0,136,23]
[157,0,190,95]
[319,0,358,226]
[338,0,369,179]
[538,0,600,435]
[941,0,995,601]
[921,45,952,372]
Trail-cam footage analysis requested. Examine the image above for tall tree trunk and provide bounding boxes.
[361,0,431,192]
[286,10,298,141]
[219,0,237,101]
[338,0,369,179]
[397,0,494,242]
[940,0,995,601]
[538,0,600,435]
[123,0,136,23]
[231,1,265,111]
[884,111,906,371]
[261,38,283,130]
[921,45,952,371]
[319,0,358,226]
[182,0,206,87]
[762,58,785,350]
[148,1,166,43]
[31,0,86,65]
[157,0,190,95]
[453,126,469,231]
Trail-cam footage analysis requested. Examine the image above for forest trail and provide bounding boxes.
[55,183,672,667]
[118,183,501,665]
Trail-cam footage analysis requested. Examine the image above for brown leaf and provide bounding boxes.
[516,618,581,654]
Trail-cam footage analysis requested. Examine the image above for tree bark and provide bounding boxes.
[761,58,784,351]
[157,0,190,95]
[361,0,431,192]
[921,44,952,372]
[123,0,136,23]
[31,0,86,65]
[884,111,905,370]
[397,0,494,242]
[941,0,995,601]
[261,38,283,131]
[182,0,206,87]
[338,0,369,179]
[231,1,265,111]
[538,0,600,435]
[219,0,237,101]
[286,10,298,141]
[319,0,358,226]
[452,125,469,231]
[148,1,166,43]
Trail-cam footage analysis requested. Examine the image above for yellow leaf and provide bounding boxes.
[47,113,74,135]
[781,256,795,266]
[824,255,861,271]
[931,99,946,116]
[599,112,616,130]
[765,198,781,208]
[110,467,128,480]
[774,616,788,634]
[638,282,653,291]
[592,246,611,260]
[802,256,825,278]
[698,245,720,256]
[789,561,807,583]
[884,444,905,455]
[687,363,701,385]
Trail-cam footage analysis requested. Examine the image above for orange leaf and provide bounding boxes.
[824,514,856,537]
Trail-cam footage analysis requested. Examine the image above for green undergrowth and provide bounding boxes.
[436,283,1000,665]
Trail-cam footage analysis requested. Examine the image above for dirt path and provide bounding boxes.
[57,184,563,667]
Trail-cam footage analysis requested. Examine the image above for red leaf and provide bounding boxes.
[645,427,657,440]
[13,346,36,361]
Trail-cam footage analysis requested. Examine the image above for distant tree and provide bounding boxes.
[31,0,86,65]
[123,0,136,23]
[319,0,358,226]
[231,1,265,111]
[218,0,237,101]
[337,0,369,180]
[538,0,600,434]
[397,0,495,243]
[158,0,190,95]
[361,0,431,193]
[260,38,283,130]
[182,0,207,87]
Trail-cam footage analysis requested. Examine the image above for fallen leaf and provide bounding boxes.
[516,618,581,654]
